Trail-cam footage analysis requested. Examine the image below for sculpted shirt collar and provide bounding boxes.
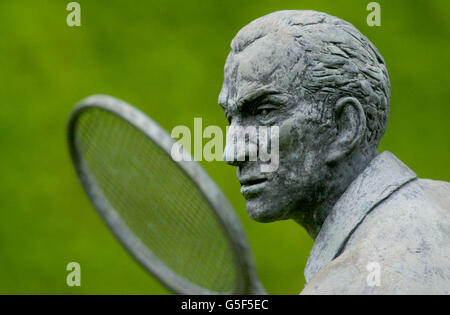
[304,151,418,282]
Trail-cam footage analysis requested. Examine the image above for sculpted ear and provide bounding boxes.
[326,97,366,164]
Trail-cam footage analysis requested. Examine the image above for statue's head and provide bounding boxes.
[219,10,390,236]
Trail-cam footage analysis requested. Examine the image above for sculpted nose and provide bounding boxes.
[223,153,239,166]
[223,151,242,166]
[223,124,246,166]
[223,139,244,166]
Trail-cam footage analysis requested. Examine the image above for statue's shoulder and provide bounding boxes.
[417,178,450,209]
[302,177,450,294]
[348,176,450,246]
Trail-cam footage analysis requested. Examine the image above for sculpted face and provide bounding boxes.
[219,35,332,223]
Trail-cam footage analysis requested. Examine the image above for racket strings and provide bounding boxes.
[77,110,232,288]
[81,113,220,255]
[74,108,237,292]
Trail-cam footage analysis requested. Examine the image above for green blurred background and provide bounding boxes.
[0,0,448,294]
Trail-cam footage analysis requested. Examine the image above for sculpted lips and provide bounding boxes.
[239,176,268,198]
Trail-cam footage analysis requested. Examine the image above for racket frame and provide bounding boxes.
[67,94,265,294]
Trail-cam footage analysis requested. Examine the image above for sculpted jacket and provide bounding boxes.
[301,151,450,294]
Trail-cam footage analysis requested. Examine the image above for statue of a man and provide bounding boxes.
[219,10,450,294]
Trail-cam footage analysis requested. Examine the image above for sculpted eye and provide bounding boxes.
[255,105,276,117]
[258,109,270,116]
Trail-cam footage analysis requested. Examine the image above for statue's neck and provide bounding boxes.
[294,149,378,239]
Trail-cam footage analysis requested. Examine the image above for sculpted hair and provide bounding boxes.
[231,10,390,146]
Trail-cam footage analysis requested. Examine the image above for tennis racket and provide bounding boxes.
[67,94,266,294]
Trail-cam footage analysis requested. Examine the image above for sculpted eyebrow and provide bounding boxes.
[239,92,286,112]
